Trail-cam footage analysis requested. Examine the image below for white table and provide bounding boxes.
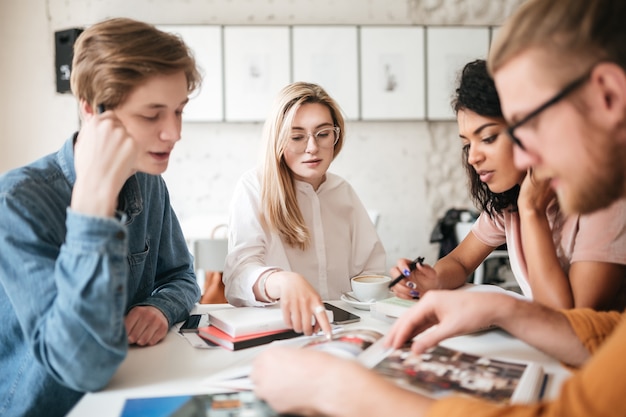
[68,300,571,417]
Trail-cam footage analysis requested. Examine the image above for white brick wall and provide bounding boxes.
[0,0,525,268]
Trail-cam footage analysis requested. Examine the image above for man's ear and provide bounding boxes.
[79,99,95,118]
[590,62,626,130]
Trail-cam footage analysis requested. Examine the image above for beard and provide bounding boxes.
[560,136,626,214]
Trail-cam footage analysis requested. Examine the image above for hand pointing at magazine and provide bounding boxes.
[251,289,589,417]
[385,290,589,366]
[252,346,434,417]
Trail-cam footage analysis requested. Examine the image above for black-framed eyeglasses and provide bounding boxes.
[506,71,591,150]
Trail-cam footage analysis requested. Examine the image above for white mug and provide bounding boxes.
[351,274,392,302]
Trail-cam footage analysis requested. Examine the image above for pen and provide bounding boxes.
[388,256,425,288]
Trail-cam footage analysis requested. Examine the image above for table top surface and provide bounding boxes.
[68,299,571,417]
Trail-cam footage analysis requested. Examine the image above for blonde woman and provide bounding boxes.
[224,82,386,336]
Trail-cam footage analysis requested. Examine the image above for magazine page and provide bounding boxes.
[300,328,384,360]
[202,327,385,391]
[370,344,545,405]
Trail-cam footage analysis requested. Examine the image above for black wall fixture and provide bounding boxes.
[55,28,83,93]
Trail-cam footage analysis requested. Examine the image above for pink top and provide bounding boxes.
[471,197,626,298]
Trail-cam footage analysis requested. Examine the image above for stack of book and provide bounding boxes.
[198,306,301,351]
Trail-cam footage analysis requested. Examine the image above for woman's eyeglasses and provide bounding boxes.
[287,126,340,153]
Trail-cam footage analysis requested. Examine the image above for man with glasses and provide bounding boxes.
[251,1,626,416]
[505,71,591,151]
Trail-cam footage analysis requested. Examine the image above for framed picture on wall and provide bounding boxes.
[426,27,490,120]
[223,26,290,122]
[158,25,223,122]
[292,26,359,120]
[360,26,426,120]
[490,26,501,48]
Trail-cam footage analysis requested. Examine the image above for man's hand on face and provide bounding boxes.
[71,105,139,218]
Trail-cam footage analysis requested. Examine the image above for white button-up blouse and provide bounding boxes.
[223,169,386,306]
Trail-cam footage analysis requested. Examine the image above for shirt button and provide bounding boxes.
[115,231,125,240]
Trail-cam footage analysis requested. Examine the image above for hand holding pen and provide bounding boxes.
[388,256,425,299]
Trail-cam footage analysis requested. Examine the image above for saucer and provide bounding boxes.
[340,292,376,310]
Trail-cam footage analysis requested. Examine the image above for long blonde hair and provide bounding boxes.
[260,82,345,250]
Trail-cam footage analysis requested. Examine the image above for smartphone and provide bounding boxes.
[323,302,361,325]
[179,314,202,333]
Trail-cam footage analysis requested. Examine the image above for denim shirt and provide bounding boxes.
[0,136,200,417]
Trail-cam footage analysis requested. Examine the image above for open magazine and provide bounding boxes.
[202,328,385,390]
[370,343,545,404]
[202,327,545,405]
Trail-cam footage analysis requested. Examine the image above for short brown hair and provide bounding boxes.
[70,18,201,109]
[489,0,626,79]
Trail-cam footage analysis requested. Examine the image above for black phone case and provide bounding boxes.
[324,303,361,324]
[179,314,202,333]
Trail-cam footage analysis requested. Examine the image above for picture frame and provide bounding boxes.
[292,26,359,120]
[158,25,224,122]
[223,26,291,122]
[360,26,426,120]
[426,27,490,120]
[490,26,501,48]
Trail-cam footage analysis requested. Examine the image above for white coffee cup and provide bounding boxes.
[351,274,392,302]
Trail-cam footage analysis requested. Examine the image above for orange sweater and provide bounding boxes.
[426,309,625,416]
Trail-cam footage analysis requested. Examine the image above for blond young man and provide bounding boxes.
[0,18,201,416]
